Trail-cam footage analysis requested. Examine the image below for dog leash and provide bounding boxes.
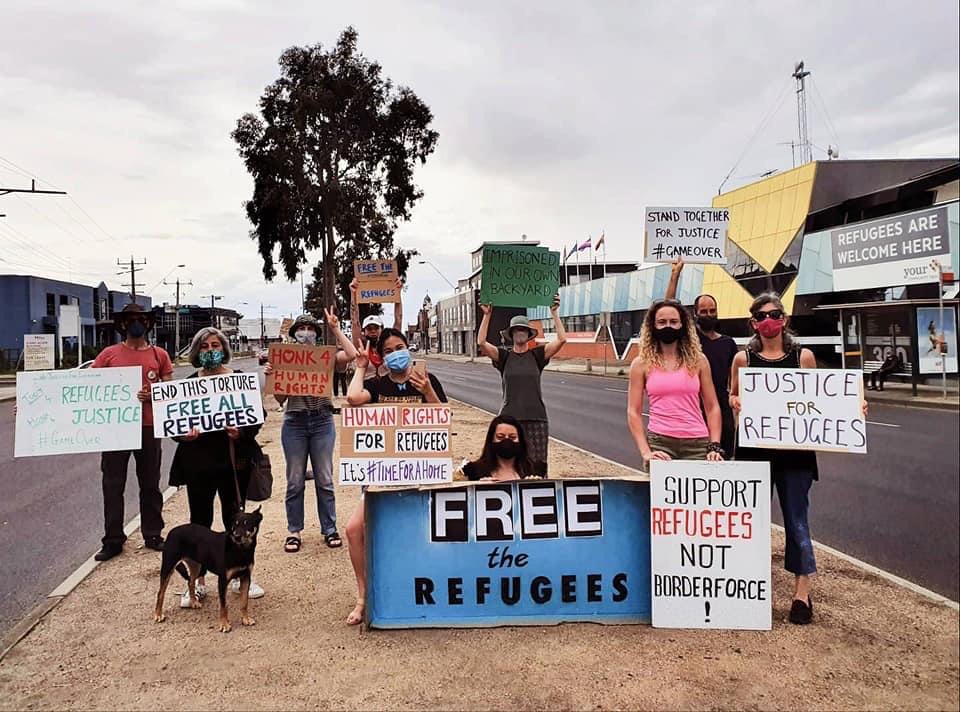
[227,438,245,513]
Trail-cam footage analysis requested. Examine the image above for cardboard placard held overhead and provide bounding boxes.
[15,366,143,457]
[278,318,294,341]
[264,343,336,397]
[339,405,453,486]
[644,207,729,264]
[479,244,560,308]
[650,461,771,630]
[738,367,867,453]
[354,259,400,304]
[151,372,264,438]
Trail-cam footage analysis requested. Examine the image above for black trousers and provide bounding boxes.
[870,365,897,390]
[186,466,248,531]
[720,407,736,459]
[100,428,164,547]
[333,371,350,397]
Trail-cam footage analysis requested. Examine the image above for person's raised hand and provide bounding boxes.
[324,306,340,330]
[480,303,493,316]
[354,350,369,370]
[671,256,685,279]
[263,361,273,375]
[409,370,432,395]
[349,278,359,296]
[550,293,560,314]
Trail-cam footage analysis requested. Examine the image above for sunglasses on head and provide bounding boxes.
[752,309,784,322]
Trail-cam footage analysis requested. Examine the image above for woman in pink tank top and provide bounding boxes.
[627,299,723,468]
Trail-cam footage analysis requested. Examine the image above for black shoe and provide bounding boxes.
[144,536,165,551]
[94,545,122,562]
[788,597,813,625]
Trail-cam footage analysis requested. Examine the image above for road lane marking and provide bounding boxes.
[447,396,958,610]
[604,387,628,392]
[866,421,899,428]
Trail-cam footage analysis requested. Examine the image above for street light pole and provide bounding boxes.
[163,267,191,359]
[418,260,456,289]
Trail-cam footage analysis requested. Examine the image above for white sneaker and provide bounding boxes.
[229,579,265,599]
[178,583,206,608]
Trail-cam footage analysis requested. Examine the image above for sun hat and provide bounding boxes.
[506,315,537,340]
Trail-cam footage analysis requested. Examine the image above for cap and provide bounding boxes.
[361,315,384,329]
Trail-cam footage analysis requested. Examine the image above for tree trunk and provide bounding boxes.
[323,221,338,345]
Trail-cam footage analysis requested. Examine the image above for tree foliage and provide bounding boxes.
[232,27,438,320]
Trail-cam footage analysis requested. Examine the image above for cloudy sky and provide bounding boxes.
[1,0,957,324]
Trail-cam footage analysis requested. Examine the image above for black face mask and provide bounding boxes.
[652,326,682,344]
[126,321,147,338]
[696,315,718,332]
[492,440,520,460]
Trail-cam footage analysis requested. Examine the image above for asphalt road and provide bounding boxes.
[425,358,960,601]
[0,357,257,637]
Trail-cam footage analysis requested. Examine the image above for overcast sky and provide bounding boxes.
[1,0,957,324]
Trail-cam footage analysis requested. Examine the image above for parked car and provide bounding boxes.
[75,360,95,369]
[258,349,269,366]
[409,343,419,353]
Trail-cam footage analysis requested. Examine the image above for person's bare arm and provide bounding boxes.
[326,306,358,365]
[665,257,684,301]
[476,304,500,361]
[349,278,363,351]
[543,293,567,360]
[799,347,817,369]
[728,350,748,413]
[699,356,723,460]
[346,352,372,406]
[392,278,404,330]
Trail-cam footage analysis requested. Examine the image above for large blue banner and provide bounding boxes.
[366,478,651,628]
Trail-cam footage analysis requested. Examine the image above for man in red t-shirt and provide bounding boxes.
[91,304,174,561]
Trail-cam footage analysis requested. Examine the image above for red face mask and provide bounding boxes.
[756,318,785,339]
[368,345,383,368]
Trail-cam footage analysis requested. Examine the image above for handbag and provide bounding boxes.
[228,439,274,505]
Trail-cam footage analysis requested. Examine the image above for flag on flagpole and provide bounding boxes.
[578,237,592,251]
[596,231,606,279]
[595,232,605,251]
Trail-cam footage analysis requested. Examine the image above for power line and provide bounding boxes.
[810,76,841,148]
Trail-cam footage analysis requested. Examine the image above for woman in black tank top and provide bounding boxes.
[730,294,826,625]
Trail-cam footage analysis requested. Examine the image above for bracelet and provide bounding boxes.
[707,441,725,456]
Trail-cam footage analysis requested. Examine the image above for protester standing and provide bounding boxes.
[343,328,447,625]
[729,292,868,625]
[91,304,173,561]
[665,257,739,457]
[349,276,403,381]
[476,295,567,477]
[263,309,357,553]
[627,299,724,466]
[168,327,265,605]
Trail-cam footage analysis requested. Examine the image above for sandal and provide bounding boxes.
[346,599,365,626]
[324,531,343,548]
[284,536,301,553]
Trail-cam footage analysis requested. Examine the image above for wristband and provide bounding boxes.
[707,441,725,456]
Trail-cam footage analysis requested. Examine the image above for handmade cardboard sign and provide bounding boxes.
[354,259,399,304]
[339,404,453,486]
[278,318,294,341]
[479,244,560,308]
[644,207,729,264]
[650,461,771,630]
[364,477,652,628]
[151,372,264,438]
[15,366,143,457]
[738,367,867,453]
[264,343,336,397]
[23,334,55,371]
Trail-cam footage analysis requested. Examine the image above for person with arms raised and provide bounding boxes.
[476,295,567,477]
[349,276,403,381]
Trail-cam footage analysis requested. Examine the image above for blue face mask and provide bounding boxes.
[198,350,224,370]
[384,349,411,373]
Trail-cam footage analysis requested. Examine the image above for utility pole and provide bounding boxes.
[164,277,193,358]
[117,256,147,301]
[260,304,277,349]
[792,61,812,165]
[201,294,224,328]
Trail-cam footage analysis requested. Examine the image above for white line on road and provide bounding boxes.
[604,387,628,393]
[866,421,900,428]
[448,396,958,610]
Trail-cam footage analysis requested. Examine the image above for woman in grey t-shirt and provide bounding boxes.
[477,296,567,476]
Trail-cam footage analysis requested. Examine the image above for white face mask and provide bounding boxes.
[294,329,317,345]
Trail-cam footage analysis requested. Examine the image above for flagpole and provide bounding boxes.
[602,229,607,280]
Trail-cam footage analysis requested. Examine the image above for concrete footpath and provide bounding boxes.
[421,352,960,411]
[0,400,957,710]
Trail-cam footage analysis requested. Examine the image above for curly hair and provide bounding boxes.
[636,299,703,373]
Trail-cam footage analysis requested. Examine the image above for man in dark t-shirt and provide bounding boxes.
[666,258,738,457]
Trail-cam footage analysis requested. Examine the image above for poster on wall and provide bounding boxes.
[917,307,958,374]
[830,206,952,291]
[650,461,771,630]
[23,334,55,371]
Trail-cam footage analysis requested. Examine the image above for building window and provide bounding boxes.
[59,295,69,305]
[46,293,56,317]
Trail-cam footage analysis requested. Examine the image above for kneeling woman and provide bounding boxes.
[627,299,724,466]
[344,328,448,625]
[463,415,539,482]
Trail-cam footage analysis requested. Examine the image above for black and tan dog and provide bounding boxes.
[153,508,263,632]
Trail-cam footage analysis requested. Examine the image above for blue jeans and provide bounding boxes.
[282,410,337,535]
[773,471,817,576]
